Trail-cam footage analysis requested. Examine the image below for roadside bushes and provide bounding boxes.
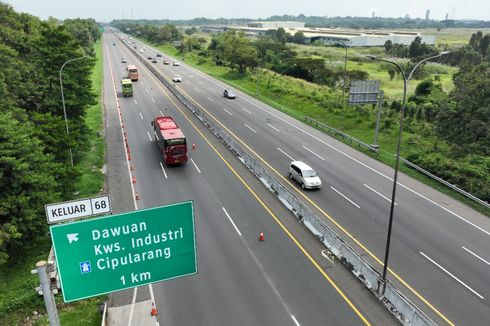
[406,152,490,202]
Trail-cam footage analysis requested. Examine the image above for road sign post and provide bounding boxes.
[50,201,197,302]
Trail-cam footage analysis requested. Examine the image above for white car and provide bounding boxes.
[139,49,144,53]
[288,161,322,189]
[121,57,127,63]
[172,61,180,66]
[172,75,182,82]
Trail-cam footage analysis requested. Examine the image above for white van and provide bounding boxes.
[288,161,322,189]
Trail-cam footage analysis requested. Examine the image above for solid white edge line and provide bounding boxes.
[244,123,257,134]
[105,42,137,211]
[331,186,360,209]
[302,145,325,161]
[241,107,252,114]
[159,162,168,179]
[277,147,295,161]
[190,158,201,173]
[291,315,301,326]
[420,251,484,299]
[222,207,242,236]
[139,112,144,120]
[149,283,155,304]
[147,131,152,142]
[267,123,280,132]
[462,246,490,265]
[363,184,397,205]
[207,96,214,103]
[224,108,233,116]
[152,97,155,103]
[186,69,490,236]
[127,287,138,326]
[133,99,138,105]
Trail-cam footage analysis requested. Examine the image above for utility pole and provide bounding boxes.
[32,261,60,326]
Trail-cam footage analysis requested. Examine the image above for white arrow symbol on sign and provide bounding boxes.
[67,233,79,244]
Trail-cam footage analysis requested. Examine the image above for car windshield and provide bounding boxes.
[303,170,317,178]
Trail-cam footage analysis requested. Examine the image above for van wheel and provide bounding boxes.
[301,183,306,190]
[289,173,293,179]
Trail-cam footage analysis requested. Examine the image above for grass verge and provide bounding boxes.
[0,39,107,326]
[153,42,489,216]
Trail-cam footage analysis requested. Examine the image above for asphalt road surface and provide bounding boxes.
[111,32,490,326]
[102,33,398,326]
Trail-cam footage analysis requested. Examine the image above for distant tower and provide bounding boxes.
[372,11,375,18]
[445,13,449,20]
[425,10,430,20]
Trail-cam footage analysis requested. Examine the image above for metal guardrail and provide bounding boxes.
[304,116,380,153]
[400,157,490,209]
[117,34,436,326]
[304,114,488,209]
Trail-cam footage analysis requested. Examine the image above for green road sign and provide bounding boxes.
[50,201,197,302]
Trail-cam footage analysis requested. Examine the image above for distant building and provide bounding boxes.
[201,22,436,47]
[247,21,305,29]
[426,10,430,20]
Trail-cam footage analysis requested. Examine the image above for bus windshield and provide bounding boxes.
[165,138,186,146]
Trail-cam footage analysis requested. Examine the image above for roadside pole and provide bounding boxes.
[372,90,384,149]
[32,260,60,326]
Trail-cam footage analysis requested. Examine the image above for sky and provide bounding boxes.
[4,0,490,22]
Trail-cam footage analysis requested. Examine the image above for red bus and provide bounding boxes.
[151,116,188,165]
[126,65,138,81]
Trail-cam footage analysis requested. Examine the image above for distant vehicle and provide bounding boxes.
[121,57,127,63]
[288,161,322,190]
[156,53,162,57]
[147,55,153,59]
[152,58,158,63]
[163,59,170,65]
[172,61,180,66]
[113,42,116,46]
[121,79,133,97]
[151,116,188,165]
[143,47,146,50]
[133,46,137,49]
[139,49,144,53]
[223,89,236,99]
[126,65,138,81]
[172,75,182,82]
[129,37,133,40]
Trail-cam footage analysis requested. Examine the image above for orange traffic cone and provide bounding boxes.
[259,232,265,241]
[150,302,158,316]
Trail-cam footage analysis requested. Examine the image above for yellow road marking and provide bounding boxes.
[130,45,372,325]
[141,52,454,326]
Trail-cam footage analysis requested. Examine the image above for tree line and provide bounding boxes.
[111,15,490,29]
[0,2,101,264]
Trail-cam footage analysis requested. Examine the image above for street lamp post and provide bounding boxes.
[367,51,450,294]
[59,55,88,166]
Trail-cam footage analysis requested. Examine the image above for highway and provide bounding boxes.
[102,32,395,325]
[114,33,490,325]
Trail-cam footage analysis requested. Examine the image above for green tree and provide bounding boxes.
[435,62,490,155]
[384,40,393,52]
[0,109,59,264]
[292,31,305,44]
